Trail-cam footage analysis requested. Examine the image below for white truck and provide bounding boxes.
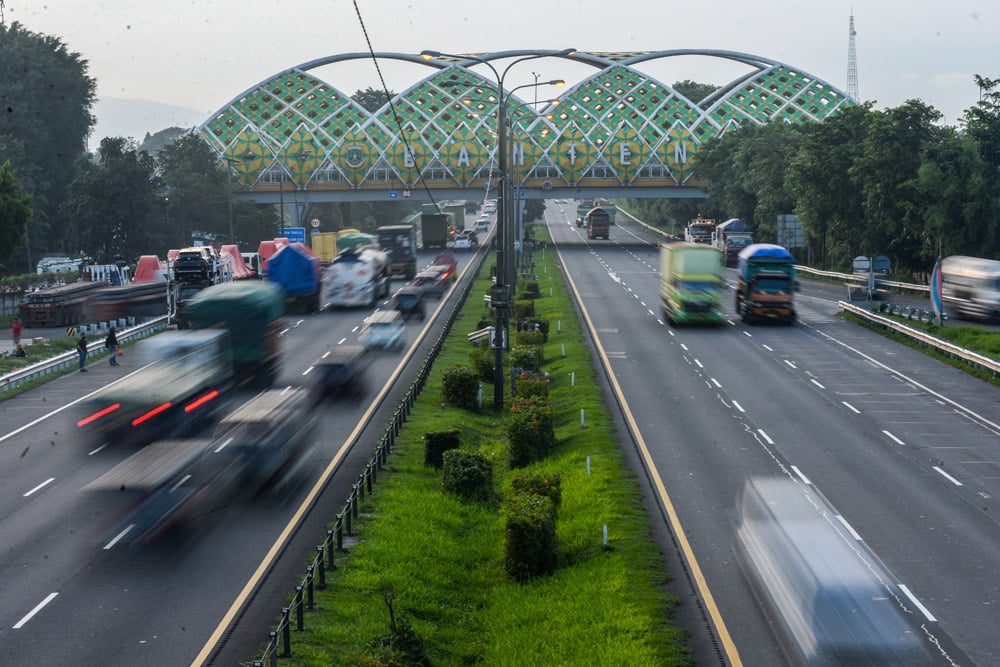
[322,247,390,308]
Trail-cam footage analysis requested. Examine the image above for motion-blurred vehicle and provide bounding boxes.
[322,246,390,308]
[734,477,930,666]
[452,233,473,250]
[409,265,452,298]
[391,285,426,321]
[313,344,370,400]
[940,255,1000,320]
[359,310,405,351]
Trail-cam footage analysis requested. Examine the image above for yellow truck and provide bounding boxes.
[659,242,724,326]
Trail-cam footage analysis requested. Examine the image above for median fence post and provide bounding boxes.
[316,547,327,589]
[296,586,305,629]
[344,501,353,535]
[366,463,373,493]
[352,484,360,520]
[335,516,344,550]
[327,529,337,569]
[281,609,291,656]
[358,474,366,503]
[306,567,315,609]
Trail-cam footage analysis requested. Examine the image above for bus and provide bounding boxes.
[940,255,1000,320]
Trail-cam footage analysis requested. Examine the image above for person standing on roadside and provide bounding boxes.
[104,326,119,366]
[77,333,89,372]
[12,318,22,345]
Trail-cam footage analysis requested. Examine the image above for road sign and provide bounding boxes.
[542,180,552,190]
[283,227,306,244]
[388,190,399,199]
[403,189,411,199]
[310,218,321,228]
[311,228,320,235]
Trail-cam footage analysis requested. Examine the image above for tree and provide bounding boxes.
[0,22,97,268]
[63,137,165,262]
[673,80,718,106]
[0,161,33,263]
[156,134,229,248]
[353,87,394,113]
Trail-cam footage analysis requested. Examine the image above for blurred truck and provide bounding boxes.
[586,206,611,240]
[712,218,753,267]
[311,231,340,263]
[322,246,390,308]
[659,242,724,326]
[377,224,418,280]
[735,243,797,324]
[75,281,285,448]
[266,242,322,314]
[420,205,453,249]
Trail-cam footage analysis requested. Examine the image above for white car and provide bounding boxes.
[452,233,473,250]
[359,310,406,351]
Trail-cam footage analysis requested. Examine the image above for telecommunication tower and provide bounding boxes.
[846,13,860,101]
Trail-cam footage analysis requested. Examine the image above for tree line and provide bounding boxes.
[630,79,1000,280]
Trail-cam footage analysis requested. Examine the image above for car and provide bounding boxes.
[476,219,490,233]
[313,344,370,400]
[391,285,426,321]
[409,266,451,298]
[359,310,406,351]
[452,233,472,250]
[483,200,497,213]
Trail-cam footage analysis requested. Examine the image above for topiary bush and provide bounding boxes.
[517,278,541,299]
[442,449,494,503]
[504,491,557,581]
[510,344,542,372]
[511,298,535,321]
[468,344,495,382]
[506,396,555,468]
[423,429,460,468]
[510,471,562,510]
[512,371,549,399]
[514,328,544,347]
[442,364,480,410]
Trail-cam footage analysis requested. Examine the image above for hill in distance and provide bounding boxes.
[90,97,212,152]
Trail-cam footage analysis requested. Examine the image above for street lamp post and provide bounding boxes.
[423,48,574,411]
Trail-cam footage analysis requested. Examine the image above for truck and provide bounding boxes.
[713,218,754,267]
[685,217,716,244]
[168,246,232,327]
[735,243,797,324]
[586,206,611,240]
[377,224,418,280]
[322,246,390,308]
[266,242,322,314]
[19,281,106,327]
[659,242,725,326]
[311,231,340,263]
[443,201,466,233]
[576,200,594,226]
[420,205,453,249]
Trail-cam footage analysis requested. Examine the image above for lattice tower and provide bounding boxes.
[847,13,860,101]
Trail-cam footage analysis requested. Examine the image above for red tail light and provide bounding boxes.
[77,403,121,427]
[184,390,219,413]
[132,402,172,426]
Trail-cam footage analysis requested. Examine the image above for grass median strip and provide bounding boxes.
[270,232,692,665]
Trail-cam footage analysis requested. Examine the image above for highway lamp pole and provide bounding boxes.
[423,49,574,411]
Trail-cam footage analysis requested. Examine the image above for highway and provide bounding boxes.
[0,246,479,665]
[546,201,996,665]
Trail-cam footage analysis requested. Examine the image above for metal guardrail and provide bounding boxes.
[248,237,492,667]
[1,316,169,393]
[839,301,1000,376]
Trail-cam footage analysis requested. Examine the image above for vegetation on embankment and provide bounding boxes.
[268,229,693,666]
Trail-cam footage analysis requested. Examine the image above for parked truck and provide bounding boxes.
[266,242,322,314]
[420,205,453,249]
[377,224,418,280]
[713,218,754,267]
[735,244,797,324]
[659,242,725,326]
[586,206,611,240]
[323,246,390,308]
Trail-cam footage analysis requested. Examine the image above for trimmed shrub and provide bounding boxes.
[511,298,535,321]
[506,396,555,468]
[504,491,557,581]
[468,344,495,382]
[510,471,562,510]
[423,429,460,468]
[517,278,541,299]
[512,371,549,399]
[442,364,480,410]
[514,328,544,347]
[442,449,494,503]
[533,317,550,342]
[510,344,542,372]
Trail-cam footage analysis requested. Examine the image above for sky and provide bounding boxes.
[6,0,998,147]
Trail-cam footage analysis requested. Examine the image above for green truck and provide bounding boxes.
[377,224,418,279]
[420,204,453,249]
[735,244,797,324]
[659,242,724,326]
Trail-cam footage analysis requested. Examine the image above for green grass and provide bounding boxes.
[273,231,692,666]
[0,336,83,399]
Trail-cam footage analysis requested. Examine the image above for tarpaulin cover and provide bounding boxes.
[219,245,254,280]
[267,243,320,296]
[133,255,167,282]
[716,218,752,234]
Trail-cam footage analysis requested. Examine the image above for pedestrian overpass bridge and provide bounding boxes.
[195,49,854,206]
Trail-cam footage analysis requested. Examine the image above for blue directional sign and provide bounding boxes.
[283,227,306,244]
[388,190,399,199]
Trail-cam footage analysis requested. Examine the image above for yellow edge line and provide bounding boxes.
[550,227,743,666]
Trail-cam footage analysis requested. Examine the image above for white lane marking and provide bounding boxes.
[882,430,905,446]
[791,466,811,484]
[899,584,938,622]
[103,525,135,550]
[742,331,753,338]
[784,360,797,369]
[810,379,825,389]
[680,343,688,351]
[170,474,192,492]
[694,359,704,369]
[758,429,774,445]
[710,378,721,388]
[933,466,963,486]
[762,344,773,351]
[842,401,861,414]
[13,592,59,629]
[321,350,331,359]
[214,437,234,453]
[835,514,863,540]
[302,366,314,376]
[88,443,109,456]
[732,400,745,413]
[339,337,348,344]
[23,478,55,497]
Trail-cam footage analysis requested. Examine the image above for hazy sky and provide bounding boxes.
[7,0,997,141]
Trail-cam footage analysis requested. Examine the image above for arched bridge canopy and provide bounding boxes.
[195,50,853,202]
